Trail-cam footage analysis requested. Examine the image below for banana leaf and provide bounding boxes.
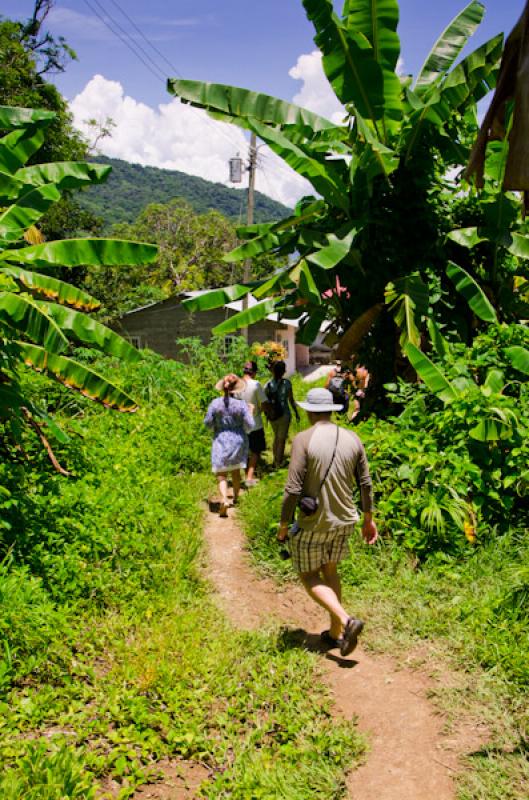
[0,266,101,311]
[18,343,138,412]
[343,0,403,126]
[415,1,485,90]
[447,227,485,248]
[182,283,252,312]
[446,261,498,322]
[404,342,458,403]
[506,345,529,375]
[441,34,503,111]
[0,184,61,242]
[299,260,322,305]
[0,292,68,352]
[385,273,429,348]
[0,126,47,174]
[303,0,386,129]
[13,162,112,193]
[167,79,338,132]
[470,406,517,441]
[296,308,327,345]
[0,106,54,129]
[44,303,140,362]
[427,318,451,359]
[212,298,277,336]
[306,227,357,269]
[481,368,505,395]
[247,119,350,210]
[0,238,158,268]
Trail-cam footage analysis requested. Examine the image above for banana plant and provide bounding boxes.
[0,106,157,465]
[168,0,504,371]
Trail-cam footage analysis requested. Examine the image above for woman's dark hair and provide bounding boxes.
[272,360,286,379]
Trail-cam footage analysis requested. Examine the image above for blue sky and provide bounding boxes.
[3,1,524,205]
[4,1,522,105]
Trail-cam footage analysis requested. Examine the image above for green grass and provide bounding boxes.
[0,357,364,798]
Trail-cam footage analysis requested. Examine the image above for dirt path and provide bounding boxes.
[205,506,482,800]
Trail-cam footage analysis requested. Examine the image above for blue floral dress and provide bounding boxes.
[204,396,254,473]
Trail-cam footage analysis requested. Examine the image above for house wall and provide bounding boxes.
[116,300,297,372]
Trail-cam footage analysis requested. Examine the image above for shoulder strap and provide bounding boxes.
[318,425,340,493]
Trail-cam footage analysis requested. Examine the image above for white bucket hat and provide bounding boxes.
[297,388,344,412]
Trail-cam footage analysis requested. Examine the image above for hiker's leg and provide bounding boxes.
[231,469,241,503]
[275,436,286,467]
[246,451,258,481]
[217,472,229,505]
[322,562,343,639]
[300,568,349,631]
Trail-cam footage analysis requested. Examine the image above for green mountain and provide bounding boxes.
[79,156,291,228]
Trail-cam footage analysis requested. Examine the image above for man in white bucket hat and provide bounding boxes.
[277,388,378,657]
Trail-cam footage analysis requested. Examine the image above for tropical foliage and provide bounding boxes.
[168,0,529,394]
[83,199,281,322]
[0,105,157,462]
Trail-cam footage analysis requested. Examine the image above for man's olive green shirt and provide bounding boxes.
[281,421,373,532]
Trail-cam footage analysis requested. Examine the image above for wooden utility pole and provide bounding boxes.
[242,132,257,340]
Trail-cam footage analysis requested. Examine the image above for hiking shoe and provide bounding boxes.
[244,479,259,487]
[321,630,344,648]
[340,617,364,657]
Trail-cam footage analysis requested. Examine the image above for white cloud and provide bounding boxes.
[289,50,345,124]
[70,75,311,208]
[69,49,363,210]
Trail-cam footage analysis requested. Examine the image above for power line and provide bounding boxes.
[82,0,166,83]
[82,0,243,152]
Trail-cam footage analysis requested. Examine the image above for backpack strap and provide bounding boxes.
[317,425,340,494]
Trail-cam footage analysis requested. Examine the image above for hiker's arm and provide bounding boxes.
[288,385,300,420]
[355,444,378,545]
[258,383,272,416]
[278,433,308,540]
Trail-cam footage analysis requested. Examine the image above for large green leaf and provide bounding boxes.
[182,284,253,313]
[354,113,399,178]
[0,292,68,352]
[469,407,517,441]
[404,343,458,403]
[0,266,101,311]
[415,1,485,90]
[0,126,47,174]
[298,260,322,305]
[505,346,529,375]
[0,184,61,242]
[343,0,403,126]
[224,230,282,263]
[247,119,350,210]
[0,238,158,268]
[212,299,277,336]
[507,232,529,260]
[306,227,357,269]
[343,0,400,71]
[303,0,385,128]
[427,318,451,359]
[18,343,138,412]
[44,303,140,362]
[446,261,498,322]
[13,162,112,193]
[167,79,338,132]
[441,34,503,112]
[447,227,485,248]
[0,106,55,129]
[385,273,429,348]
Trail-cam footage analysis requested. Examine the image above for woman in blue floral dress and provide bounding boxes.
[204,374,254,517]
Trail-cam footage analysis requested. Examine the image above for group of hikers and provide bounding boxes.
[203,357,378,658]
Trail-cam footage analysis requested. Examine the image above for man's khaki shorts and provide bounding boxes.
[289,525,354,573]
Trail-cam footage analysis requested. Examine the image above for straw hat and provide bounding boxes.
[215,373,246,393]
